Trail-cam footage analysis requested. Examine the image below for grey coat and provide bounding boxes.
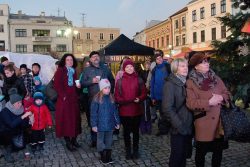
[162,74,193,135]
[81,63,114,100]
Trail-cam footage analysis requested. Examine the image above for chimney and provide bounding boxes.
[40,11,45,17]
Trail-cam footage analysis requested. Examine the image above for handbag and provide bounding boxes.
[12,133,24,149]
[45,79,57,101]
[220,100,250,142]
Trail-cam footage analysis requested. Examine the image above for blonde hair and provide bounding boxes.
[93,91,114,104]
[171,58,188,74]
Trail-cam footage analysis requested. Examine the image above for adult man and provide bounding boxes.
[81,51,115,147]
[19,64,35,96]
[150,50,171,136]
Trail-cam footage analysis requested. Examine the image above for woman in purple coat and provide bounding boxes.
[54,53,81,151]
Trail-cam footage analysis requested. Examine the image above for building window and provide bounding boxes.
[211,3,216,16]
[192,10,197,22]
[100,33,104,40]
[221,0,226,13]
[200,7,205,19]
[153,40,155,48]
[76,33,80,39]
[157,38,159,48]
[100,44,104,49]
[16,45,27,53]
[0,25,4,32]
[0,10,3,16]
[0,41,5,51]
[110,34,114,40]
[201,30,205,42]
[193,32,197,43]
[212,28,216,40]
[148,41,151,47]
[32,30,50,36]
[87,33,91,39]
[176,36,180,46]
[15,29,27,37]
[56,45,67,52]
[221,26,226,38]
[182,34,186,45]
[161,37,164,47]
[56,30,65,37]
[76,44,82,52]
[175,20,179,29]
[33,45,51,53]
[182,17,186,27]
[166,35,169,47]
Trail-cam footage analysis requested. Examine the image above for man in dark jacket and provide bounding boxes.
[81,51,115,147]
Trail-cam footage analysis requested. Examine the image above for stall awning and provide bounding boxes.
[242,19,250,34]
[192,47,214,52]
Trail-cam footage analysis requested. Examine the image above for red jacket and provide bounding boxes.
[29,104,53,130]
[23,97,34,113]
[114,72,147,117]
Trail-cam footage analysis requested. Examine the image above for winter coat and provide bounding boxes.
[2,74,27,101]
[29,104,53,130]
[20,74,35,96]
[0,107,29,136]
[54,67,81,138]
[114,72,147,117]
[162,74,193,135]
[150,62,170,100]
[23,97,34,112]
[81,63,115,99]
[90,95,120,131]
[186,75,229,142]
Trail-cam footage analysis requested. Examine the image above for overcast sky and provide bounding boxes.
[2,0,190,38]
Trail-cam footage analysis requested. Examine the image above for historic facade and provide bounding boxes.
[0,4,10,51]
[145,19,172,55]
[72,27,120,58]
[186,0,232,51]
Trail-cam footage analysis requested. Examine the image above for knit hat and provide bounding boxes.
[33,76,41,82]
[99,79,111,91]
[189,52,210,67]
[20,64,27,69]
[8,88,22,104]
[1,56,8,63]
[33,92,44,100]
[122,59,134,71]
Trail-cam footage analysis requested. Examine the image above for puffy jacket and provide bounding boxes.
[90,95,120,131]
[162,74,193,135]
[114,72,147,117]
[150,62,170,100]
[29,104,53,130]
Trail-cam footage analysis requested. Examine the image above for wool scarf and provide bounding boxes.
[66,66,75,86]
[5,101,24,116]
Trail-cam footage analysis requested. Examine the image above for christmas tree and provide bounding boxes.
[211,0,250,108]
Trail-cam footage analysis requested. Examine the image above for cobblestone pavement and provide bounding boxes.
[0,111,250,167]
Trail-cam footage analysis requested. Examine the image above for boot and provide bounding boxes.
[71,137,81,148]
[64,137,76,151]
[132,145,139,159]
[37,143,44,151]
[125,147,132,160]
[100,150,108,164]
[3,146,14,163]
[106,149,114,164]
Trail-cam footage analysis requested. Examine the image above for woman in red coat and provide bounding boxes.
[114,59,147,160]
[54,53,81,151]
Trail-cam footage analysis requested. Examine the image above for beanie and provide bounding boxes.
[33,92,44,100]
[1,56,8,63]
[122,59,134,71]
[33,76,41,82]
[8,88,22,104]
[99,79,111,91]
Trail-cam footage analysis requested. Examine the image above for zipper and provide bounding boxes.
[38,107,40,129]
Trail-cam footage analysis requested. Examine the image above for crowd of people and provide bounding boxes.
[0,49,231,167]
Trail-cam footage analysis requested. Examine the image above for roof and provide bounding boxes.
[10,14,68,22]
[99,34,155,56]
[170,7,188,18]
[188,0,198,5]
[145,20,162,29]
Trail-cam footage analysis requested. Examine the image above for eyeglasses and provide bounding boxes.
[199,59,210,64]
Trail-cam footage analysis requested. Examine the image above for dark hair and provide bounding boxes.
[4,64,15,72]
[89,51,100,58]
[1,56,8,63]
[20,64,27,69]
[55,61,60,65]
[32,63,41,69]
[154,49,164,57]
[58,53,77,68]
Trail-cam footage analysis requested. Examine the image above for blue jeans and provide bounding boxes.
[97,131,113,152]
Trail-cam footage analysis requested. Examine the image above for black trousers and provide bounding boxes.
[195,138,226,167]
[31,129,45,144]
[169,134,193,167]
[121,116,141,150]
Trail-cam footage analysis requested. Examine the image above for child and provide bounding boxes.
[29,92,52,152]
[91,79,120,164]
[33,76,45,92]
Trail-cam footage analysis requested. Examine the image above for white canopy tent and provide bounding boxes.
[0,51,58,84]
